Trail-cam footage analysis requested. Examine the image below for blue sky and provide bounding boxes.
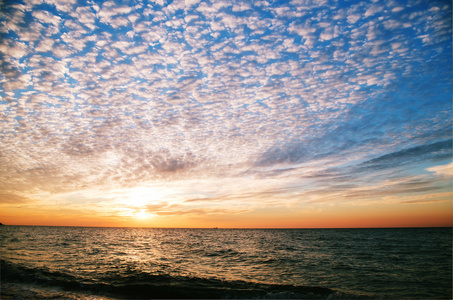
[0,0,451,226]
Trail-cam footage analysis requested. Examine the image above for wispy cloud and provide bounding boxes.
[360,140,452,171]
[0,193,33,204]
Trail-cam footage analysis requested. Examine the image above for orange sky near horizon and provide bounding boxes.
[1,196,451,228]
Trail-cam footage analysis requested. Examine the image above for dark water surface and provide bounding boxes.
[1,226,451,299]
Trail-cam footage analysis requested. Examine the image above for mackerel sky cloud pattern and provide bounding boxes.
[0,0,451,224]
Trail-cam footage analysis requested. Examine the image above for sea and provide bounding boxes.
[0,226,451,299]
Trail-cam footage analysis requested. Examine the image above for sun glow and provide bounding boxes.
[134,210,153,220]
[115,186,169,220]
[121,186,167,206]
[126,194,149,208]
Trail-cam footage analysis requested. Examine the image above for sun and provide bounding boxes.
[134,209,153,219]
[118,186,166,220]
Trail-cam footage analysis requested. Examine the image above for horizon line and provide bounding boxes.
[2,224,452,229]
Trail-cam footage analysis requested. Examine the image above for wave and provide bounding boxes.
[0,259,367,299]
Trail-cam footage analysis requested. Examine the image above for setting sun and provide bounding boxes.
[124,188,158,208]
[133,210,154,220]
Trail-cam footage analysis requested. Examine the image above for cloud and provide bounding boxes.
[0,0,451,220]
[427,162,453,178]
[0,193,33,205]
[360,140,452,170]
[232,3,251,12]
[32,10,62,27]
[151,206,250,216]
[365,5,383,18]
[185,0,200,7]
[347,14,361,24]
[400,192,453,204]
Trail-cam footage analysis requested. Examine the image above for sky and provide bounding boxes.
[0,0,451,228]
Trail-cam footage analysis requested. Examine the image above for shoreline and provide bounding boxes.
[1,282,113,300]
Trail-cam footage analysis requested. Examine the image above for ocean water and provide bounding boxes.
[0,226,451,299]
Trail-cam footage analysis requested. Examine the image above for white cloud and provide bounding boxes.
[0,41,29,58]
[383,19,402,30]
[347,14,361,24]
[427,162,453,178]
[32,10,62,27]
[185,0,200,7]
[365,5,383,18]
[71,6,97,30]
[232,3,251,12]
[35,38,55,52]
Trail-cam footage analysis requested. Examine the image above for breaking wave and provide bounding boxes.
[1,259,361,299]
